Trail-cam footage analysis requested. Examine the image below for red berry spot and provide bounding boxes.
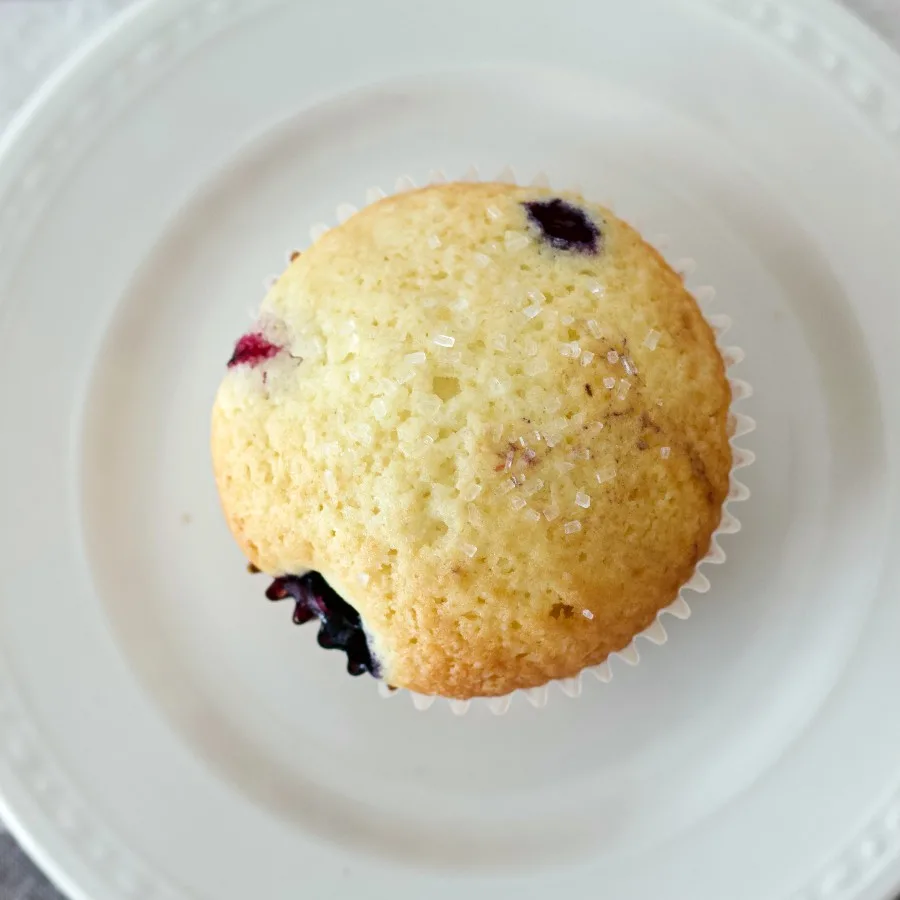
[227,333,282,368]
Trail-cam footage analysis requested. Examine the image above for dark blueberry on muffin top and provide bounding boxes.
[524,198,601,254]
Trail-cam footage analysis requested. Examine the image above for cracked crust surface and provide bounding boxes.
[211,182,732,698]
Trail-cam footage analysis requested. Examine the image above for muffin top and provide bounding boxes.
[211,182,732,698]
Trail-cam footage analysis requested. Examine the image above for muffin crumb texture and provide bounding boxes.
[212,182,732,698]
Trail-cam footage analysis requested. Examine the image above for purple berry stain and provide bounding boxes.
[524,198,600,254]
[228,333,282,368]
[266,572,380,677]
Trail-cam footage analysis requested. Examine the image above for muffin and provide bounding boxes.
[211,181,733,700]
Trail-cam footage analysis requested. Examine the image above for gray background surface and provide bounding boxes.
[0,0,896,897]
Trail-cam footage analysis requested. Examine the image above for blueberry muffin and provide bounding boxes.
[211,182,732,699]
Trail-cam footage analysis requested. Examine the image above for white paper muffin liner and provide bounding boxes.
[297,166,755,716]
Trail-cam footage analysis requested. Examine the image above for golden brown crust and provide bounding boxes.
[211,183,732,698]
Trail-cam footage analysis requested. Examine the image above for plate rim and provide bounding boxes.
[2,1,900,899]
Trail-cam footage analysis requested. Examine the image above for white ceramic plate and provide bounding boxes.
[2,0,900,898]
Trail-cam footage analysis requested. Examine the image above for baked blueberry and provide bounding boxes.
[228,333,282,368]
[524,198,600,254]
[266,573,379,677]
